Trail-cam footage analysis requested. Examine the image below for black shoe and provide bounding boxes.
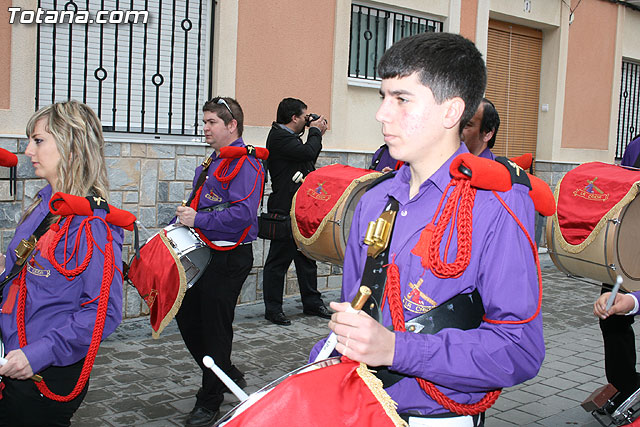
[265,311,291,326]
[303,305,332,319]
[186,406,219,427]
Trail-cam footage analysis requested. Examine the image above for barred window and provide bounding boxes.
[617,60,640,158]
[348,4,442,81]
[36,0,212,137]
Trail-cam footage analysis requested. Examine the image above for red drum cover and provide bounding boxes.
[292,164,381,239]
[554,162,640,248]
[222,358,405,427]
[128,231,187,338]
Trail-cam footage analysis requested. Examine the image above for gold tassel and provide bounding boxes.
[356,363,408,427]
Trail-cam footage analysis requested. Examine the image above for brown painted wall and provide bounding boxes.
[460,0,478,42]
[561,0,617,150]
[0,0,12,110]
[235,0,336,127]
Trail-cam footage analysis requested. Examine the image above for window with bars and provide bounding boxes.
[616,60,640,158]
[348,4,442,81]
[36,0,212,137]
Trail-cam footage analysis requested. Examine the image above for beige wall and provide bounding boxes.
[0,1,12,110]
[235,0,336,128]
[561,0,617,151]
[460,0,478,42]
[621,6,640,61]
[0,0,37,135]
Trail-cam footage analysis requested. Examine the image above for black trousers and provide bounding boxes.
[262,237,322,315]
[0,359,88,426]
[176,244,253,411]
[600,301,640,403]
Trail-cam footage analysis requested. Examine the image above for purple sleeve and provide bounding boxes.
[22,213,124,373]
[390,186,544,392]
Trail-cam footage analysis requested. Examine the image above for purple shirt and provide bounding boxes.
[478,147,496,160]
[312,144,544,415]
[0,185,123,373]
[622,136,640,168]
[370,145,400,172]
[192,138,264,243]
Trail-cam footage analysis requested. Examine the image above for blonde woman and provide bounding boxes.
[0,101,125,426]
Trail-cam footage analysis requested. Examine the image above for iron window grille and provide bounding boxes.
[348,4,443,81]
[35,0,212,137]
[617,60,640,158]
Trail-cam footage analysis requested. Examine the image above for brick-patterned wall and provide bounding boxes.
[0,136,374,319]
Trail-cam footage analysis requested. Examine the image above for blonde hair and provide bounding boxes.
[23,101,109,220]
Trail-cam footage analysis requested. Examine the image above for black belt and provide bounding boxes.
[374,289,484,388]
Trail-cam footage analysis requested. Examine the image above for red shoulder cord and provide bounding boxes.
[16,214,115,402]
[384,177,543,415]
[190,156,264,251]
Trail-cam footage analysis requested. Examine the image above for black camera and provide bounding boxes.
[305,113,320,127]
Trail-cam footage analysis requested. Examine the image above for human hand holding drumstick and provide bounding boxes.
[175,200,196,227]
[594,277,636,319]
[329,293,396,367]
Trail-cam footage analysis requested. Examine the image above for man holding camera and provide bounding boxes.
[262,97,330,326]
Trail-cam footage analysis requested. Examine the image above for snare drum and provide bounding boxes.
[215,357,405,427]
[128,224,212,337]
[546,162,640,291]
[291,164,382,265]
[157,224,212,288]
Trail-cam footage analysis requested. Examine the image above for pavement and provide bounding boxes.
[69,253,639,426]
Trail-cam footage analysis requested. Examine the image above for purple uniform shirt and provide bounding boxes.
[312,144,544,415]
[191,138,263,243]
[0,185,123,374]
[478,147,496,160]
[370,145,400,172]
[622,136,640,168]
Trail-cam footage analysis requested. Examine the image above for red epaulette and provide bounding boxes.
[49,192,137,231]
[219,145,269,160]
[449,153,556,216]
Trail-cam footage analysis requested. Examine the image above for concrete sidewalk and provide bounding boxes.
[70,254,636,426]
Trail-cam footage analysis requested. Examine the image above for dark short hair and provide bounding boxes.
[276,98,307,124]
[378,32,486,131]
[203,97,244,136]
[480,98,500,149]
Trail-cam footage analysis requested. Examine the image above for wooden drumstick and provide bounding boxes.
[176,200,188,225]
[313,286,371,362]
[203,356,249,402]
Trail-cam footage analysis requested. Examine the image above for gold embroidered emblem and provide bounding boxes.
[403,278,437,314]
[93,196,106,206]
[205,191,223,202]
[573,177,609,201]
[307,181,331,201]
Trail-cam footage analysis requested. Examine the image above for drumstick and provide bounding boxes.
[605,275,623,312]
[313,286,371,362]
[202,356,249,402]
[0,357,42,381]
[175,200,188,225]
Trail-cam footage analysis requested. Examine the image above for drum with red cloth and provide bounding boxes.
[291,164,381,265]
[127,224,211,338]
[215,357,406,427]
[546,162,640,290]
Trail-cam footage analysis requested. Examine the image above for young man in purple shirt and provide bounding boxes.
[313,32,544,425]
[461,98,500,160]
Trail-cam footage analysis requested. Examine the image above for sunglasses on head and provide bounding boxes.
[214,97,235,120]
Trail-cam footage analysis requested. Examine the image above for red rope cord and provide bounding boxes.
[17,215,115,402]
[190,155,264,251]
[483,191,543,325]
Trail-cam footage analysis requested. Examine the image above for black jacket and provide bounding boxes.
[266,122,323,214]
